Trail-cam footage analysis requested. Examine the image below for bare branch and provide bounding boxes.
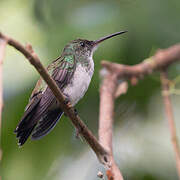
[100,44,180,179]
[101,44,180,80]
[0,32,109,166]
[99,72,124,180]
[160,71,180,178]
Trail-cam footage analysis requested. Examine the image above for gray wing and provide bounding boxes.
[15,56,76,145]
[36,55,76,113]
[30,57,76,138]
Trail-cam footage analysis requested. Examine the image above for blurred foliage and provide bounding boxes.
[1,0,180,179]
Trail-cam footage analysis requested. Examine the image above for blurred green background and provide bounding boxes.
[1,0,180,179]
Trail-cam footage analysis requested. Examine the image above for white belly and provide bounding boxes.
[63,61,94,106]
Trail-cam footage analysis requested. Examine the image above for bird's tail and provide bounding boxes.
[31,109,63,140]
[14,97,41,146]
[15,98,63,146]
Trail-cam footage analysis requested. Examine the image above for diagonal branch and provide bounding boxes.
[0,32,110,167]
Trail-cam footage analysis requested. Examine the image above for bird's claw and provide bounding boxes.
[64,95,72,109]
[74,108,78,116]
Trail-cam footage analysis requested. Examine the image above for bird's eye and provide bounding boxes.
[80,42,85,47]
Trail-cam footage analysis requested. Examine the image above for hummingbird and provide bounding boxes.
[14,31,127,146]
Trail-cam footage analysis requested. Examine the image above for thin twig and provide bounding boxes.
[160,70,180,179]
[99,72,124,180]
[0,32,110,167]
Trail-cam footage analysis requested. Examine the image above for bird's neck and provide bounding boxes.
[76,55,94,74]
[76,54,91,67]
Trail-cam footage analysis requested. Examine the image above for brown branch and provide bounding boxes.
[160,71,180,179]
[99,72,124,180]
[100,44,180,179]
[101,44,180,80]
[0,32,110,167]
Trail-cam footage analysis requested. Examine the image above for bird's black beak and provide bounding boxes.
[92,31,127,47]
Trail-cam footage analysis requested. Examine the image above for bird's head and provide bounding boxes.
[63,31,127,60]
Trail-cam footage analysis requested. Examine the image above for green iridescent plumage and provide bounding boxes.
[31,54,75,98]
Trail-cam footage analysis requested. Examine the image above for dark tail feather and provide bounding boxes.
[16,125,36,146]
[14,96,41,146]
[31,109,63,140]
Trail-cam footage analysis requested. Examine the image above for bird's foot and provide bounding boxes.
[64,97,70,105]
[64,94,72,109]
[63,94,78,116]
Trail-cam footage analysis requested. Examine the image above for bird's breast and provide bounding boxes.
[63,60,94,106]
